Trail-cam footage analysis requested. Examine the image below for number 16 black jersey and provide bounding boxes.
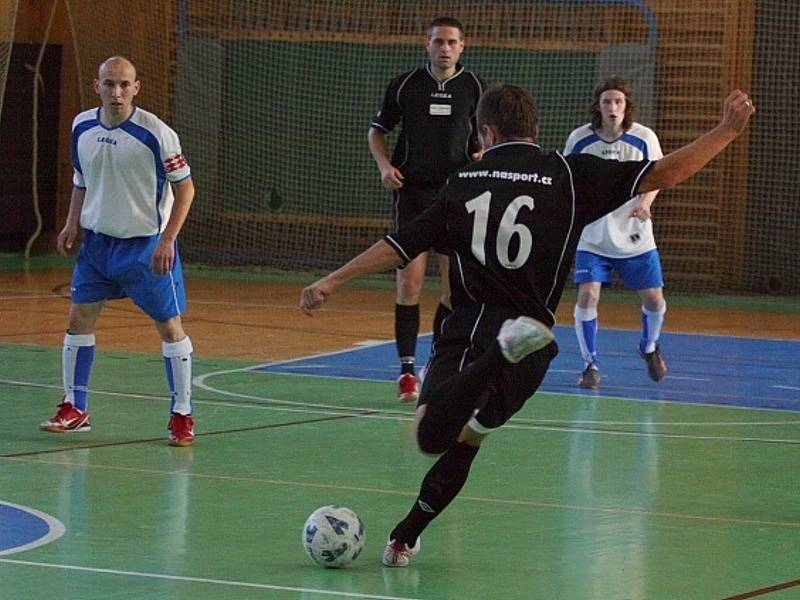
[384,141,654,326]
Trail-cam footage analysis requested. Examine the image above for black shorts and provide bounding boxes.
[419,304,559,432]
[393,183,448,254]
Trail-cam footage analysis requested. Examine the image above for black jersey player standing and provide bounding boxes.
[368,16,485,403]
[303,84,755,567]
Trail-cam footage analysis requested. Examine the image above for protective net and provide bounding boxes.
[51,1,800,295]
[0,0,19,141]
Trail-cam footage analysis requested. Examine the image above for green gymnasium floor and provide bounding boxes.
[2,344,799,599]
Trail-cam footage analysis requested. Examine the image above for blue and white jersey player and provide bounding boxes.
[564,76,668,388]
[40,55,197,446]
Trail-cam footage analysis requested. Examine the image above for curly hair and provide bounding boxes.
[590,76,635,131]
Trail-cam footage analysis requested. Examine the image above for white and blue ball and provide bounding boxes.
[302,505,365,568]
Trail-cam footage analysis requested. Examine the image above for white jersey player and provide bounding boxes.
[564,76,668,388]
[71,106,190,238]
[40,56,197,446]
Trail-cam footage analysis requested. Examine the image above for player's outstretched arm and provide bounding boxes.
[638,90,755,193]
[299,240,404,316]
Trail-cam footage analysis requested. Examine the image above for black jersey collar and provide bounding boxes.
[425,62,465,89]
[485,140,542,154]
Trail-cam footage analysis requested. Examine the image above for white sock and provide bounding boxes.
[641,303,667,353]
[574,305,598,366]
[62,333,95,411]
[163,336,193,415]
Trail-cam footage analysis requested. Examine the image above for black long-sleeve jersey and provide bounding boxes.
[384,141,654,326]
[370,63,485,184]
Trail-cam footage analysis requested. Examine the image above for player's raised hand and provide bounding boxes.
[300,279,332,316]
[721,90,755,136]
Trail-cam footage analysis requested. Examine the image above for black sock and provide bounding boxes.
[432,302,453,346]
[395,304,420,373]
[390,442,480,546]
[416,340,506,454]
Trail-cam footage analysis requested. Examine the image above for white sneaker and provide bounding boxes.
[382,537,421,567]
[497,316,554,364]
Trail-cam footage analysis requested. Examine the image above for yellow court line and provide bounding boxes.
[3,454,799,530]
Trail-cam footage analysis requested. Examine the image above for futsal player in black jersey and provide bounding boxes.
[368,16,485,403]
[302,84,754,567]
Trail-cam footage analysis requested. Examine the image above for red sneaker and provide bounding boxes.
[396,373,419,403]
[40,402,91,432]
[168,413,195,446]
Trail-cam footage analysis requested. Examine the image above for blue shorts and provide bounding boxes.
[574,249,664,290]
[72,230,187,321]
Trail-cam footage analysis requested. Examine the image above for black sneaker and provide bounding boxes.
[640,346,668,381]
[578,364,601,389]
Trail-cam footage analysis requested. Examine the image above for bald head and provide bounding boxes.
[94,55,140,126]
[99,55,137,80]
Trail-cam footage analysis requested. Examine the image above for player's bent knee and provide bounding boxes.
[416,423,449,455]
[397,284,423,304]
[417,437,448,456]
[155,316,186,343]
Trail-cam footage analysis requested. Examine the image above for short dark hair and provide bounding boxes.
[477,84,539,141]
[591,75,635,130]
[427,16,465,38]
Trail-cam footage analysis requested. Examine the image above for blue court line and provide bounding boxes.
[257,327,800,411]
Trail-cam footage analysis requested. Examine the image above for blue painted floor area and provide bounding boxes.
[0,504,50,553]
[258,327,800,411]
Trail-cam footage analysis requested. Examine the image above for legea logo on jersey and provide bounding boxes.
[601,149,619,157]
[96,136,117,145]
[430,92,452,99]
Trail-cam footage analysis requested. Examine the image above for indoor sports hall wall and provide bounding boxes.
[3,0,798,296]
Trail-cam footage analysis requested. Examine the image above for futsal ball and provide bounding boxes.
[302,505,365,568]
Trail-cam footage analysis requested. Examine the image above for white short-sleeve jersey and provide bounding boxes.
[564,122,662,258]
[71,106,191,238]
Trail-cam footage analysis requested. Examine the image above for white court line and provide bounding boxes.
[195,355,800,417]
[511,418,800,427]
[653,375,712,382]
[548,369,712,383]
[0,558,420,600]
[200,332,799,408]
[2,377,798,443]
[773,385,800,391]
[0,378,412,421]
